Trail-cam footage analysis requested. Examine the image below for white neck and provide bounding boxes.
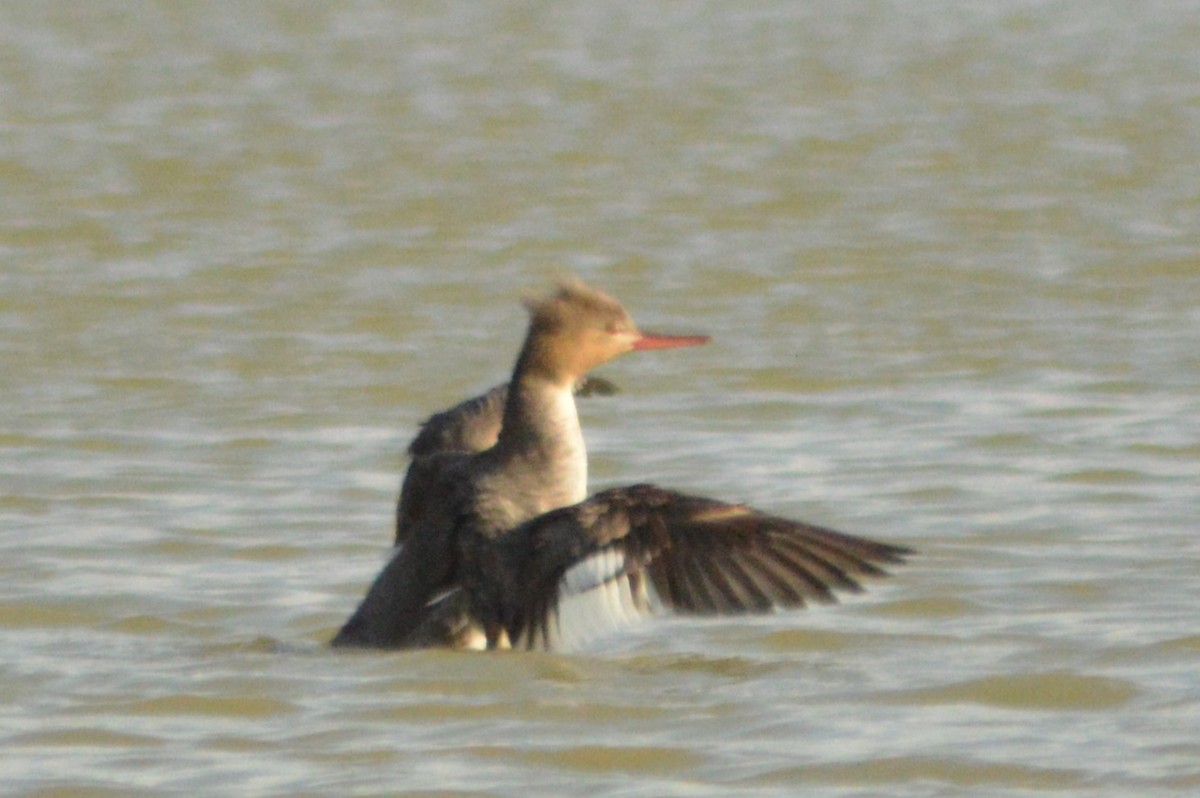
[492,376,588,511]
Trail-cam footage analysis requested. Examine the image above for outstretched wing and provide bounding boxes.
[331,514,458,648]
[406,377,618,458]
[511,484,912,651]
[407,384,510,458]
[336,450,471,648]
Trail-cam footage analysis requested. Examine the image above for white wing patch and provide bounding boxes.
[536,547,663,652]
[561,546,626,595]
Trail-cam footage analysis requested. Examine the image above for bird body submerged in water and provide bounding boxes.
[332,281,910,652]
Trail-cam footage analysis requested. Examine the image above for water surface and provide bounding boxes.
[3,1,1199,796]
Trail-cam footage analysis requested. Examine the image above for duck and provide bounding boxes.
[332,280,910,651]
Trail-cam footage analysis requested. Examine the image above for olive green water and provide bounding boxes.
[3,2,1199,796]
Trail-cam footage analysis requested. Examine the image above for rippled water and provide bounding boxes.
[3,1,1199,795]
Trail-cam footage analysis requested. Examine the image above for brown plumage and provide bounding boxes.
[510,485,911,650]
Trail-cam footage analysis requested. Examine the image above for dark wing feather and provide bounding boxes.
[407,377,619,458]
[408,384,510,458]
[331,515,457,648]
[509,484,912,650]
[336,448,471,648]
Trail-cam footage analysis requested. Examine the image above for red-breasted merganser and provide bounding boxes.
[332,281,910,651]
